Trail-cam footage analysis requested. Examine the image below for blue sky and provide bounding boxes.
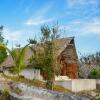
[0,0,100,56]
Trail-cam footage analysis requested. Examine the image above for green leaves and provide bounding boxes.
[41,24,60,42]
[0,47,7,64]
[41,25,51,41]
[0,26,7,64]
[13,45,28,75]
[40,25,61,90]
[28,38,37,45]
[88,68,100,79]
[1,43,29,76]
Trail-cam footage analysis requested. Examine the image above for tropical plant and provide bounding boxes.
[28,24,61,90]
[88,68,100,79]
[28,38,37,44]
[0,43,29,78]
[0,26,7,64]
[0,89,10,100]
[41,25,62,90]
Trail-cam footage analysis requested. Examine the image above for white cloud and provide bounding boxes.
[81,19,100,36]
[66,0,99,8]
[25,4,54,26]
[63,18,100,36]
[3,28,23,41]
[64,0,100,23]
[3,28,34,48]
[25,16,54,26]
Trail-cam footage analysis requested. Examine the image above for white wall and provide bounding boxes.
[96,79,100,85]
[55,79,96,92]
[55,80,72,90]
[20,68,43,80]
[4,68,43,81]
[72,79,96,92]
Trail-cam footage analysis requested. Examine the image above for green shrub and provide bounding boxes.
[88,68,100,79]
[0,89,10,100]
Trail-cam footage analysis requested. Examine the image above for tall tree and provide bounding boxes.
[41,25,61,90]
[0,26,7,64]
[29,24,61,90]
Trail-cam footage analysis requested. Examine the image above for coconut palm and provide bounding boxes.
[0,43,29,78]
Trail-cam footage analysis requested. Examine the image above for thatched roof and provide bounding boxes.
[0,48,33,68]
[0,37,78,68]
[0,55,14,68]
[58,37,78,64]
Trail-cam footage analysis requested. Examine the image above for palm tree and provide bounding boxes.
[28,38,37,45]
[0,43,29,78]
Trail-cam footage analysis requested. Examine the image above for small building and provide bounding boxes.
[57,37,78,78]
[0,37,78,80]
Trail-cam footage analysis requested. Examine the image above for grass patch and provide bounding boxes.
[4,75,71,93]
[0,89,10,100]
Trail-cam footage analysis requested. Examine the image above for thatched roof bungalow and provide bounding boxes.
[0,37,78,79]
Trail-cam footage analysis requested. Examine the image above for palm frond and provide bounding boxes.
[19,44,29,66]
